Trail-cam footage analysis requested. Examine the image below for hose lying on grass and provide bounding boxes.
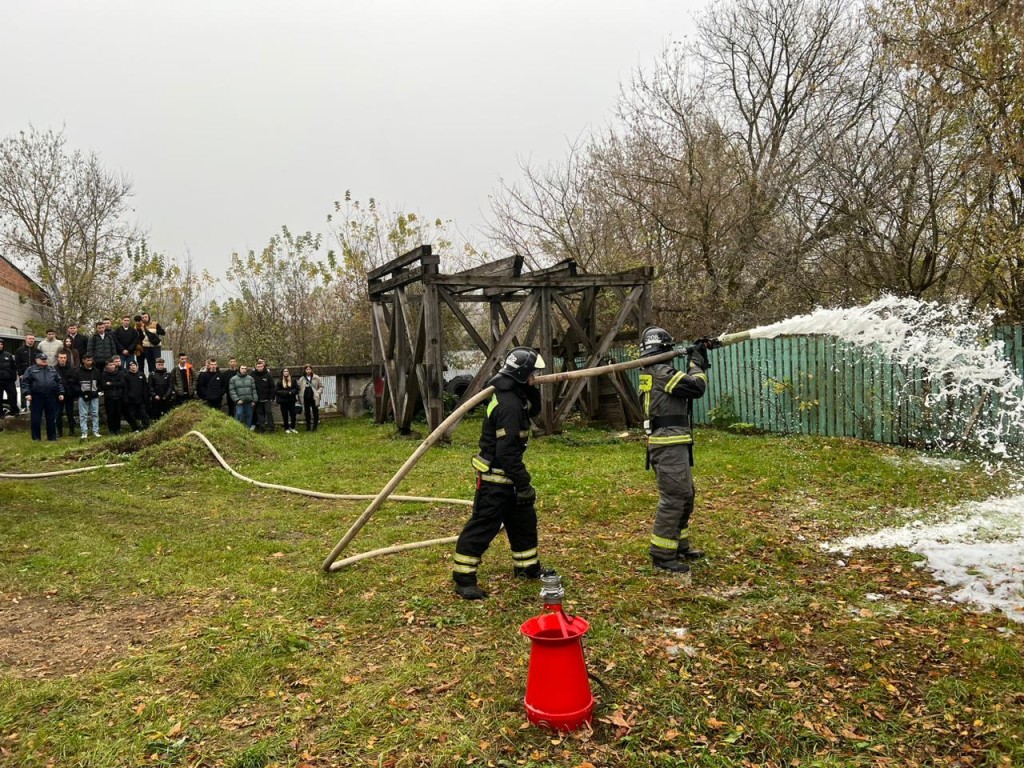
[0,463,126,479]
[183,430,472,507]
[0,433,473,507]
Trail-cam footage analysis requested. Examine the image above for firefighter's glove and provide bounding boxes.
[689,342,710,372]
[525,384,542,418]
[516,485,537,508]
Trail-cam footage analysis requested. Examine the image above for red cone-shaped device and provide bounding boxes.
[520,575,594,731]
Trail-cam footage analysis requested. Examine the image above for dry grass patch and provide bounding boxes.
[0,592,192,679]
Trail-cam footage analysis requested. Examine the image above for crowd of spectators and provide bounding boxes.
[0,315,326,440]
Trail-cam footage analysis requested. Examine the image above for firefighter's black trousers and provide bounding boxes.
[454,481,538,571]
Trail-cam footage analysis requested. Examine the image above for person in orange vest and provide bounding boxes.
[170,352,195,404]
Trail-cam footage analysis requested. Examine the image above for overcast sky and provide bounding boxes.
[1,0,704,278]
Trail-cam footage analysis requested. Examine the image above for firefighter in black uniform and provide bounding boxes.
[639,326,710,574]
[452,347,551,600]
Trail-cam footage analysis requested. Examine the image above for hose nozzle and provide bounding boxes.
[717,330,751,347]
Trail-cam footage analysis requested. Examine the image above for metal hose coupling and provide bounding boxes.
[539,572,565,610]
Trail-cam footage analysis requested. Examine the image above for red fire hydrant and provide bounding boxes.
[520,573,594,731]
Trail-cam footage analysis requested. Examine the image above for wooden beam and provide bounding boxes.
[552,292,594,354]
[552,285,646,430]
[366,244,436,282]
[495,303,521,347]
[444,291,540,439]
[539,289,555,433]
[438,286,491,355]
[421,282,445,432]
[430,267,651,292]
[396,289,427,433]
[371,302,400,422]
[368,266,425,298]
[442,254,523,281]
[525,258,578,277]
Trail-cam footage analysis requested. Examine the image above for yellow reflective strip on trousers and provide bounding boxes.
[679,528,689,539]
[665,371,686,393]
[651,534,678,550]
[454,553,481,565]
[648,435,693,445]
[511,548,538,560]
[453,563,478,574]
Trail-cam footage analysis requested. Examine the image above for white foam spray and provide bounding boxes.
[744,295,1024,457]
[761,296,1024,622]
[826,496,1024,623]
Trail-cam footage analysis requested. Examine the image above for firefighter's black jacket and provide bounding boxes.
[477,374,541,490]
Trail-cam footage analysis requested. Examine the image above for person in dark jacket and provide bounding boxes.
[123,360,150,431]
[197,358,230,409]
[14,333,37,410]
[53,350,80,437]
[451,347,550,600]
[100,358,127,435]
[86,321,117,370]
[170,352,195,403]
[66,322,89,360]
[21,352,65,441]
[113,315,139,369]
[224,358,238,415]
[14,333,37,376]
[0,338,18,417]
[276,368,299,433]
[148,357,174,419]
[251,359,276,433]
[638,326,710,574]
[77,353,103,438]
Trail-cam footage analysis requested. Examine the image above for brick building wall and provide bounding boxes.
[0,256,43,342]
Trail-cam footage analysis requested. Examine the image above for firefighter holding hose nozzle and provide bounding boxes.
[452,347,555,600]
[639,327,712,574]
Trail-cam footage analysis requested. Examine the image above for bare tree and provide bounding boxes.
[0,127,136,327]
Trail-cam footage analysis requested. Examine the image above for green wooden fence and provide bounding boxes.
[609,325,1024,448]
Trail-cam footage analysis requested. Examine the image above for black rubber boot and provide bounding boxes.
[677,539,705,561]
[652,557,690,574]
[453,573,488,600]
[514,564,557,580]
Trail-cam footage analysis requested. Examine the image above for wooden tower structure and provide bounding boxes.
[367,245,653,435]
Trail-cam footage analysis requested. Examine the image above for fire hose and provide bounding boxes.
[322,334,747,571]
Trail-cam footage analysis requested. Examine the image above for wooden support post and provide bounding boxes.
[422,264,444,432]
[539,288,556,433]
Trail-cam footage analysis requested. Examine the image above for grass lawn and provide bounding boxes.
[1,403,1021,767]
